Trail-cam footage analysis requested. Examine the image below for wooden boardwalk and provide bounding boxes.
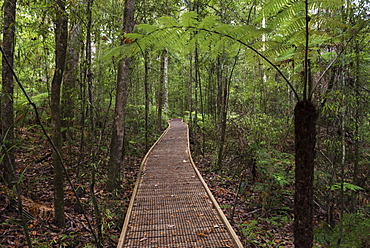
[117,119,243,248]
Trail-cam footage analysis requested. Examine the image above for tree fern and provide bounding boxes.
[261,0,345,52]
[106,10,299,99]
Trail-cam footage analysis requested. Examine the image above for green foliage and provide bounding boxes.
[124,105,163,155]
[115,11,270,61]
[5,0,370,246]
[315,213,370,247]
[328,182,364,192]
[239,216,292,247]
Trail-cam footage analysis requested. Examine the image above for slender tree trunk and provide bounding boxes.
[144,53,149,150]
[216,57,223,123]
[106,0,136,192]
[216,52,238,170]
[62,20,82,140]
[351,42,360,211]
[157,50,165,131]
[217,75,228,171]
[1,0,15,162]
[51,0,68,228]
[195,46,205,155]
[1,0,16,186]
[86,0,94,133]
[188,54,194,130]
[293,100,318,248]
[337,56,347,247]
[163,49,169,113]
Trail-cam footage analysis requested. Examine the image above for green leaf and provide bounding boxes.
[180,11,198,27]
[198,15,219,29]
[135,23,159,34]
[159,16,179,27]
[329,183,364,192]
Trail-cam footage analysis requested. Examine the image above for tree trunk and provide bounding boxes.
[188,54,194,130]
[51,0,68,228]
[62,20,82,140]
[157,51,165,131]
[106,0,136,192]
[216,57,223,123]
[294,100,318,248]
[86,0,95,134]
[144,53,149,150]
[163,49,169,113]
[1,0,16,186]
[216,73,229,171]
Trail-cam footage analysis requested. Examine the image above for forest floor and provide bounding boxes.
[0,127,295,247]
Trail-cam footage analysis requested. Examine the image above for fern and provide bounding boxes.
[106,8,318,100]
[180,11,198,27]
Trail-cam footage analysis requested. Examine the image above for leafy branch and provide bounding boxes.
[123,13,301,101]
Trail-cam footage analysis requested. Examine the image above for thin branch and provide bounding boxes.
[315,35,355,87]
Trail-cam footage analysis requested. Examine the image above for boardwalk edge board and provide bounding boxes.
[117,119,243,247]
[184,121,244,248]
[117,122,171,248]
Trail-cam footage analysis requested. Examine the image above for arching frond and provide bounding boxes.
[180,11,198,27]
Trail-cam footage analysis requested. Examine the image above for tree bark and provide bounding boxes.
[106,0,136,192]
[163,49,169,113]
[157,50,165,131]
[62,20,82,140]
[294,100,318,248]
[86,0,95,133]
[144,53,149,150]
[51,0,68,228]
[1,0,16,186]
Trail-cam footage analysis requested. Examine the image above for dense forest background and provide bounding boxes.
[1,0,370,247]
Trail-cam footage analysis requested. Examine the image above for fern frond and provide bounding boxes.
[135,23,159,34]
[228,25,268,43]
[180,11,198,27]
[159,16,180,27]
[275,15,306,36]
[256,0,301,23]
[198,15,219,29]
[311,0,345,11]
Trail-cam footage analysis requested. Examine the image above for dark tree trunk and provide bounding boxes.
[106,0,136,192]
[86,0,94,134]
[217,75,229,171]
[1,0,16,186]
[51,0,68,228]
[144,53,149,150]
[294,100,318,248]
[157,50,165,132]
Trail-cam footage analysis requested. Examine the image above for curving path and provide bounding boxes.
[117,119,243,248]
